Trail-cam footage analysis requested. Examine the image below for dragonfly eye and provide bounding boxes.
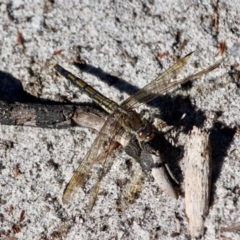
[146,131,155,141]
[137,125,154,142]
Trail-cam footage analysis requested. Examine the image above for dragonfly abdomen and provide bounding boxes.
[54,64,120,114]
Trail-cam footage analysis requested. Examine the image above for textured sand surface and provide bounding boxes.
[0,1,240,239]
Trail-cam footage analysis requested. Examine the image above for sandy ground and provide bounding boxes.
[0,0,240,239]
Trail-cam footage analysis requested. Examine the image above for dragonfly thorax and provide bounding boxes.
[116,110,154,143]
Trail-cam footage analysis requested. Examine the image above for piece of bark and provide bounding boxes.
[0,100,89,128]
[184,126,212,238]
[151,155,177,199]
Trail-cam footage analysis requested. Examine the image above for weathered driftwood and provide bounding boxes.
[184,126,212,238]
[0,100,95,128]
[0,100,177,199]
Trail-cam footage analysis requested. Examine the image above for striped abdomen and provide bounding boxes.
[54,64,120,114]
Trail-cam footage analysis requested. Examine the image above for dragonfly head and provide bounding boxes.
[136,124,155,142]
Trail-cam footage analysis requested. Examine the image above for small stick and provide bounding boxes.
[184,126,212,238]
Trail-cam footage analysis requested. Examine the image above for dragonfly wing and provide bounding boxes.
[122,52,193,108]
[123,53,222,109]
[87,122,150,211]
[88,121,123,211]
[62,115,119,204]
[124,165,145,205]
[88,143,117,211]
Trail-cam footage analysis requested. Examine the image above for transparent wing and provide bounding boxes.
[123,53,223,109]
[89,139,146,211]
[122,52,193,108]
[88,121,123,211]
[62,115,119,204]
[88,154,115,211]
[124,165,145,205]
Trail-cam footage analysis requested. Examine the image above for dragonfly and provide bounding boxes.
[54,52,222,209]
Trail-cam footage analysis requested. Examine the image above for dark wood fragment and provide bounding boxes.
[0,100,106,129]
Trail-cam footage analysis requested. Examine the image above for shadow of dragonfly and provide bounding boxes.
[54,52,223,211]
